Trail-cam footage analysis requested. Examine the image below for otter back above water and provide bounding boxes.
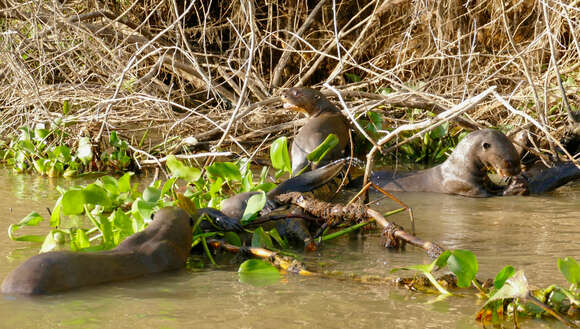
[216,160,347,249]
[1,207,193,295]
[362,129,521,197]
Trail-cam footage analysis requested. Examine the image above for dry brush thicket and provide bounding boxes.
[0,0,579,167]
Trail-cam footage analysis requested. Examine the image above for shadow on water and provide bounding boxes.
[0,168,577,329]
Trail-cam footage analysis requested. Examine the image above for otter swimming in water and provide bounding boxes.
[1,207,194,295]
[363,129,521,197]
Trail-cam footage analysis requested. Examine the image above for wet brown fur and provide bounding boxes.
[281,87,349,175]
[371,129,521,197]
[1,207,193,295]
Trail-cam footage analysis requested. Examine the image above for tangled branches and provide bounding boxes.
[0,0,579,166]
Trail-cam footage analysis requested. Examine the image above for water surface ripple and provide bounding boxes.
[0,169,578,329]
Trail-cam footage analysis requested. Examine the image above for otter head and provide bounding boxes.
[150,207,195,256]
[470,129,521,177]
[281,87,333,116]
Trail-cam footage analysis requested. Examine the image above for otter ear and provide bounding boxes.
[482,142,491,150]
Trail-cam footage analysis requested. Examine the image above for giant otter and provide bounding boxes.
[503,160,580,195]
[1,207,194,295]
[211,159,347,221]
[367,129,522,197]
[282,87,349,175]
[205,160,347,248]
[504,128,580,195]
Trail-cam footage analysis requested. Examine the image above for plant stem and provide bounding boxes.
[471,279,487,296]
[201,236,216,265]
[424,272,452,295]
[321,220,374,241]
[321,207,406,241]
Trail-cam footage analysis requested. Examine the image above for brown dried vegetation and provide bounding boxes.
[0,0,579,167]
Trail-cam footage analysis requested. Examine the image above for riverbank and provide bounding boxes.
[1,1,578,173]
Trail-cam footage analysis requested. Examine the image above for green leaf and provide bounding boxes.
[132,199,156,222]
[143,186,162,203]
[49,197,63,227]
[447,250,478,288]
[166,155,201,182]
[18,126,33,140]
[391,250,451,275]
[558,257,580,286]
[206,162,242,182]
[391,263,435,274]
[47,161,64,177]
[494,265,515,290]
[118,153,131,168]
[209,177,223,198]
[96,214,113,248]
[241,191,266,224]
[400,144,415,157]
[378,87,393,95]
[242,171,253,192]
[110,209,134,244]
[435,250,452,268]
[62,189,85,215]
[391,250,450,274]
[268,228,288,249]
[62,100,71,115]
[161,177,177,197]
[101,176,119,195]
[15,212,44,226]
[306,133,338,163]
[33,128,49,141]
[8,212,46,242]
[77,137,93,165]
[345,72,361,83]
[224,232,242,247]
[259,166,269,185]
[237,157,251,176]
[118,172,133,193]
[238,259,281,287]
[429,122,449,139]
[270,137,291,173]
[63,166,78,177]
[390,254,453,295]
[70,228,90,250]
[368,111,383,129]
[53,145,72,163]
[251,226,274,249]
[32,159,46,175]
[109,131,120,147]
[40,229,67,253]
[484,271,529,307]
[365,111,383,135]
[238,259,278,274]
[18,140,35,153]
[83,183,108,205]
[254,182,277,193]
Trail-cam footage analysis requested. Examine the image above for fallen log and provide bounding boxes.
[273,192,445,258]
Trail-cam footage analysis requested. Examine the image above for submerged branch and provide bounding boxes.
[274,192,445,258]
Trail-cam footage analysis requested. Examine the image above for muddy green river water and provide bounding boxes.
[0,168,578,329]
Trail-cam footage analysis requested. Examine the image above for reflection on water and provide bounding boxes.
[0,168,578,329]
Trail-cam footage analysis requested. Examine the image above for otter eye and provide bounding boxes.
[314,94,320,100]
[483,142,491,150]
